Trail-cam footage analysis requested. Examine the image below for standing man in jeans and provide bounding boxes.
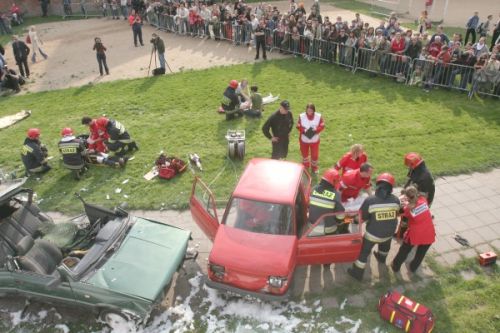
[11,35,30,78]
[254,19,267,60]
[464,11,479,45]
[262,100,294,160]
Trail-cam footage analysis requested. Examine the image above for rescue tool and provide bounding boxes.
[225,129,245,160]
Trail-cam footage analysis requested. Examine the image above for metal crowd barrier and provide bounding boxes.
[139,14,500,99]
[61,2,108,19]
[469,63,500,98]
[355,48,411,82]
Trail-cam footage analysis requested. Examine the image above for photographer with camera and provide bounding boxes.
[150,33,165,71]
[93,37,109,76]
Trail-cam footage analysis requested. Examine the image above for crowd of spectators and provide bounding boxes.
[140,0,499,96]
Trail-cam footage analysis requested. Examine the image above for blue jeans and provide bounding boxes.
[158,53,165,69]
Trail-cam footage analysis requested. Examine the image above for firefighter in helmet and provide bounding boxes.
[96,117,138,156]
[308,168,345,235]
[403,152,435,207]
[21,128,51,175]
[347,173,400,281]
[221,79,244,120]
[58,127,87,177]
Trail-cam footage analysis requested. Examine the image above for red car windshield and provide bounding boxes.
[223,198,293,235]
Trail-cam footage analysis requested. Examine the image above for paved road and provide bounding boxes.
[81,168,498,300]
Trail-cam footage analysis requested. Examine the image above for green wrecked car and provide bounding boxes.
[0,178,193,331]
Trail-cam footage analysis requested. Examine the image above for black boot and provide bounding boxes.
[128,142,139,151]
[374,251,387,264]
[347,265,364,281]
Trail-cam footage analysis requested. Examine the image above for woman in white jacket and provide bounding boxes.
[28,25,48,63]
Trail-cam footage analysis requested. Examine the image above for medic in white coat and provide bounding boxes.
[297,103,325,174]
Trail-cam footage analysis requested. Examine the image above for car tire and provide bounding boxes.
[99,309,136,333]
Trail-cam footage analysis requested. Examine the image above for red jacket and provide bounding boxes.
[391,38,405,54]
[339,169,371,202]
[335,152,368,174]
[403,196,435,245]
[428,41,442,58]
[88,120,109,153]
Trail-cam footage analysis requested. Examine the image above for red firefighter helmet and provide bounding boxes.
[376,173,395,186]
[60,127,74,137]
[27,128,41,140]
[322,168,340,187]
[96,117,109,128]
[229,80,239,89]
[404,152,424,169]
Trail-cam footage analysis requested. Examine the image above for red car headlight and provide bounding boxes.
[209,263,225,280]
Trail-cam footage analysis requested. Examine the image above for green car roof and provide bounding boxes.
[87,217,190,301]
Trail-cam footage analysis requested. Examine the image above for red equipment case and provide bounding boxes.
[378,290,435,333]
[479,251,497,266]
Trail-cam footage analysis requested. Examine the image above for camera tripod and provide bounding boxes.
[147,45,173,76]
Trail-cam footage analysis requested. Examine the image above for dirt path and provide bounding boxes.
[1,1,386,94]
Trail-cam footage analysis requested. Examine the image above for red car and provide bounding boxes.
[190,158,363,300]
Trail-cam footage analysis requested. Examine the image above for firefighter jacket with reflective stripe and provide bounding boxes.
[58,137,86,167]
[298,112,324,143]
[221,86,239,112]
[360,194,400,242]
[21,138,45,170]
[106,119,131,143]
[403,196,435,245]
[308,183,345,224]
[335,152,368,174]
[404,161,435,206]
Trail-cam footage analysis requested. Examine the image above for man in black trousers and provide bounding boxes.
[254,19,267,60]
[262,100,294,159]
[11,35,30,78]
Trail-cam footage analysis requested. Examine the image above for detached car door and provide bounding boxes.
[189,177,220,242]
[296,212,363,265]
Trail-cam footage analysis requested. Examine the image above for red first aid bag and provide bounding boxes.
[158,165,176,180]
[378,291,435,333]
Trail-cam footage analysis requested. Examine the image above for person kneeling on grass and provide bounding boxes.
[391,185,435,274]
[221,79,244,120]
[95,117,138,156]
[1,65,24,93]
[243,85,263,118]
[21,128,51,176]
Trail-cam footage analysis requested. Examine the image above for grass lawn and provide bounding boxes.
[0,59,499,213]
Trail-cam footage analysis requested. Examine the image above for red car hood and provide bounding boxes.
[210,225,296,276]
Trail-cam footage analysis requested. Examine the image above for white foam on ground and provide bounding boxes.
[136,273,364,333]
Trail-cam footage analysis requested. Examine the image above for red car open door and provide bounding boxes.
[189,177,220,242]
[296,212,363,265]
